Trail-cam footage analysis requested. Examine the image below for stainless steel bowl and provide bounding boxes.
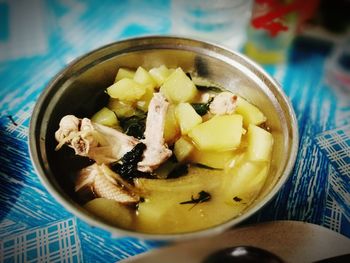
[29,36,299,240]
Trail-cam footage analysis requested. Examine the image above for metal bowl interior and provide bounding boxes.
[29,36,298,240]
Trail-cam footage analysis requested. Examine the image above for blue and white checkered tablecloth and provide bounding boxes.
[1,0,349,262]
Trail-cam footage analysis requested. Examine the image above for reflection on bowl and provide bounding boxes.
[29,36,298,240]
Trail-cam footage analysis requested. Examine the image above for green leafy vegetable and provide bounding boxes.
[111,143,151,181]
[193,163,220,170]
[119,113,147,139]
[180,190,211,205]
[186,72,222,93]
[195,85,222,93]
[191,98,213,116]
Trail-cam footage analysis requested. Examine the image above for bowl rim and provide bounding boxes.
[29,35,299,240]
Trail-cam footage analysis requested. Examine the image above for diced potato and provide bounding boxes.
[149,65,171,86]
[160,68,198,103]
[134,66,157,90]
[236,96,267,126]
[175,102,202,134]
[164,104,180,144]
[174,137,195,162]
[188,115,243,151]
[247,124,274,162]
[115,68,135,82]
[84,198,133,229]
[136,198,165,227]
[225,151,246,169]
[136,85,154,112]
[108,99,136,118]
[136,194,244,234]
[91,107,119,127]
[191,149,237,169]
[107,78,146,102]
[223,161,268,204]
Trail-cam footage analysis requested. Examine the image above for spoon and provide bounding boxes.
[203,246,284,263]
[203,246,350,263]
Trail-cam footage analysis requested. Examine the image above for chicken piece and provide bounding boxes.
[138,93,172,172]
[55,115,97,156]
[197,92,214,103]
[209,92,237,115]
[55,115,139,164]
[76,163,139,204]
[55,115,80,142]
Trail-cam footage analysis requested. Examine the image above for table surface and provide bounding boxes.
[0,0,349,262]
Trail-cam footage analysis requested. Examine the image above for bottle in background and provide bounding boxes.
[245,0,319,64]
[171,0,253,51]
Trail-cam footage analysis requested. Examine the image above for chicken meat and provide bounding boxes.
[75,163,139,204]
[55,115,139,164]
[137,93,172,172]
[209,92,237,115]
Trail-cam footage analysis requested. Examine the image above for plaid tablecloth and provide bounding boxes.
[1,0,349,262]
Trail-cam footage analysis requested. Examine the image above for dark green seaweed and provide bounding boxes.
[191,98,213,116]
[111,143,151,181]
[119,113,147,139]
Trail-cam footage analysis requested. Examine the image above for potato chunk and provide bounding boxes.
[136,85,154,112]
[114,68,135,82]
[191,149,237,169]
[174,136,195,162]
[223,161,269,204]
[134,66,157,90]
[149,65,172,86]
[164,104,180,144]
[247,124,273,162]
[188,115,243,151]
[107,78,146,102]
[84,198,133,229]
[160,68,198,103]
[108,99,136,118]
[175,103,202,135]
[91,107,119,127]
[236,96,267,126]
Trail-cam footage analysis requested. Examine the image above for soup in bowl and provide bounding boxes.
[29,36,298,239]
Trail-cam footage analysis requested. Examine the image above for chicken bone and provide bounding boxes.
[55,115,139,164]
[76,163,140,204]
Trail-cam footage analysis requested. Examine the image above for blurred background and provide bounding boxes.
[0,0,350,93]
